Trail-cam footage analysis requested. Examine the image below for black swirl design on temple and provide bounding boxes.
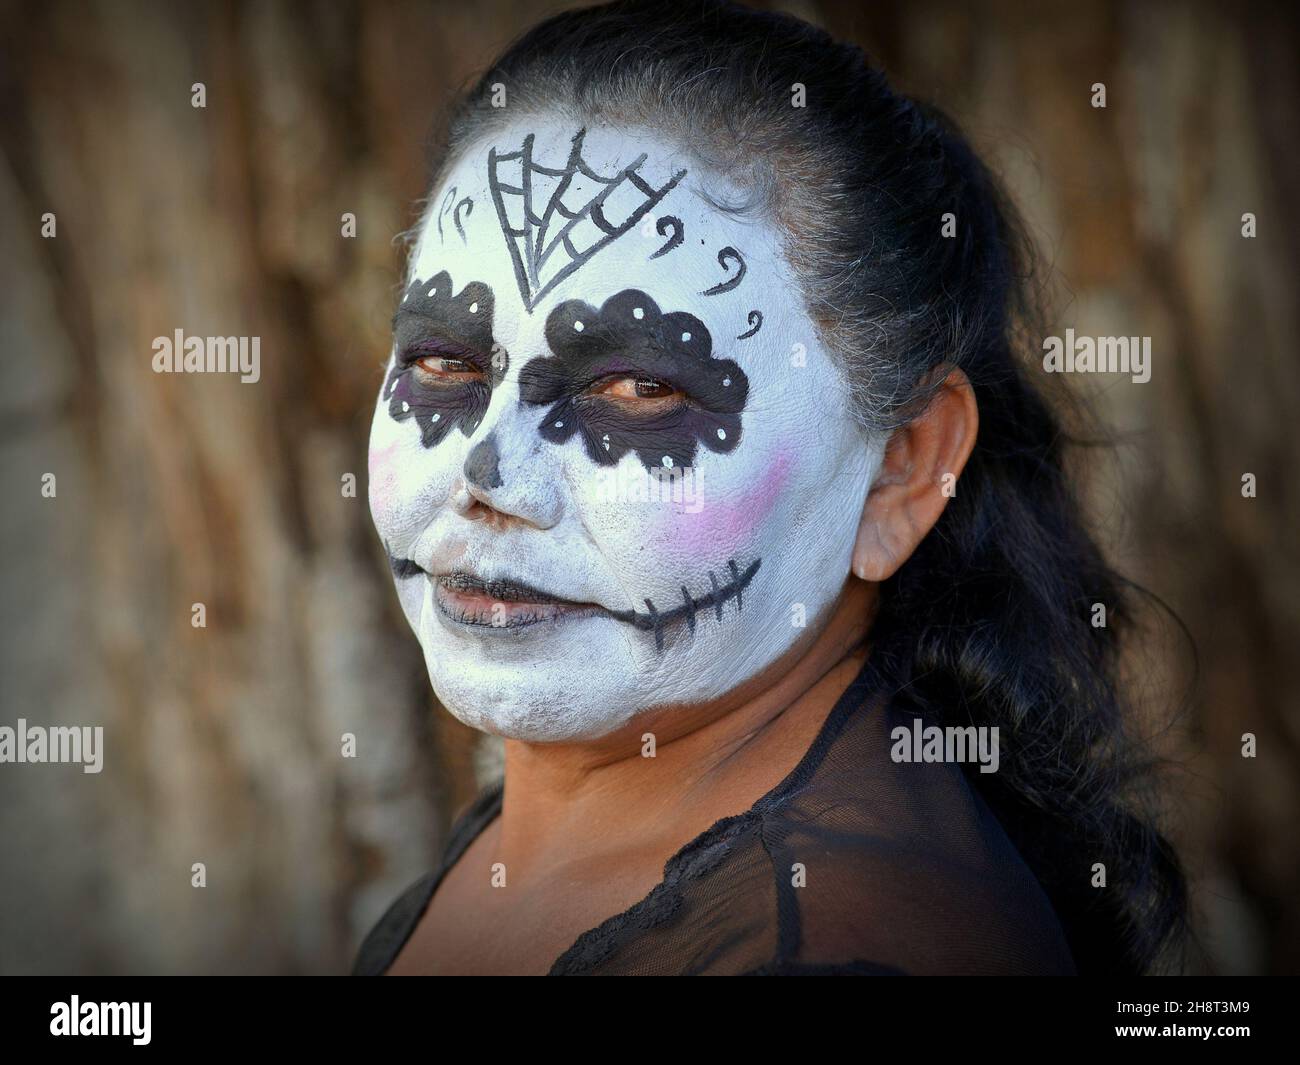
[649,215,684,259]
[488,128,687,312]
[437,187,474,244]
[386,271,502,448]
[610,558,761,652]
[517,288,749,471]
[737,310,762,339]
[701,246,746,296]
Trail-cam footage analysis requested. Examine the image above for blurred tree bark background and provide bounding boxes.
[1,0,1296,973]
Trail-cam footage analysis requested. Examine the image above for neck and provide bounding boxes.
[490,578,878,876]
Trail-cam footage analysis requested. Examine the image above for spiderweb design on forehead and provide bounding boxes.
[487,127,686,313]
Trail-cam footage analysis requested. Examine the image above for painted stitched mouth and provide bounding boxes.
[384,545,761,649]
[608,557,761,651]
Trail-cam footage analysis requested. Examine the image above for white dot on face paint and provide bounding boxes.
[717,428,726,440]
[633,307,644,319]
[574,320,584,332]
[469,302,478,313]
[663,456,674,468]
[681,332,691,342]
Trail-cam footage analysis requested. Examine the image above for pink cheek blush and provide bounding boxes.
[664,448,793,555]
[367,440,402,523]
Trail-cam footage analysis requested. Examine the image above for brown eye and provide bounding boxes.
[593,375,683,402]
[413,355,484,382]
[634,378,675,398]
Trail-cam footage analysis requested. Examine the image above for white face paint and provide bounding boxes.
[368,118,884,742]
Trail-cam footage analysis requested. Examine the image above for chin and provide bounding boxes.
[422,644,639,743]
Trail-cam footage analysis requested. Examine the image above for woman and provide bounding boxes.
[355,0,1185,975]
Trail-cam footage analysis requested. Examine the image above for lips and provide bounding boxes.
[438,571,572,605]
[432,570,609,630]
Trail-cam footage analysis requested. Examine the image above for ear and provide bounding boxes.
[851,367,979,582]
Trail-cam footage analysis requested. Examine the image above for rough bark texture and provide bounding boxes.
[0,0,1295,973]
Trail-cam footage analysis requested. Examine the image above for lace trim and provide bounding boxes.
[549,806,764,974]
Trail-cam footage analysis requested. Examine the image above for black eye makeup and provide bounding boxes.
[386,271,504,448]
[518,288,749,471]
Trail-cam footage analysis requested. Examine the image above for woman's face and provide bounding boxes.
[368,118,883,741]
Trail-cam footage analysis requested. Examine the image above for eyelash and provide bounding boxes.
[415,356,479,375]
[399,337,479,365]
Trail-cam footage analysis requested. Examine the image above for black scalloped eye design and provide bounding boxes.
[517,289,748,471]
[385,271,501,448]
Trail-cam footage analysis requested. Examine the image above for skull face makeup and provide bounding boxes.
[368,119,885,742]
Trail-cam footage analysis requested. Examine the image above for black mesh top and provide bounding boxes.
[352,656,1077,975]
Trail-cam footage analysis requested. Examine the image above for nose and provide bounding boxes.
[451,421,565,531]
[464,435,503,490]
